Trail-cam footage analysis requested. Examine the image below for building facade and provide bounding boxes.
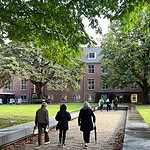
[0,47,142,104]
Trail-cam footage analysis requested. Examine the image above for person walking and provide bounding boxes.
[55,104,71,147]
[35,102,50,146]
[99,96,104,111]
[78,101,96,149]
[106,98,110,111]
[113,97,118,111]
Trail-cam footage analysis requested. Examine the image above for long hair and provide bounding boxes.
[82,101,91,109]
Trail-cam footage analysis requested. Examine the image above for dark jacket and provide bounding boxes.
[35,107,49,125]
[78,108,96,132]
[55,110,71,130]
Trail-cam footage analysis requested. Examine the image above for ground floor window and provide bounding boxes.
[88,95,95,102]
[60,95,67,102]
[74,95,81,102]
[21,95,27,100]
[48,94,54,102]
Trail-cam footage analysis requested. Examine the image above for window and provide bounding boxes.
[88,95,95,102]
[48,94,54,102]
[74,95,81,102]
[20,80,27,90]
[88,64,95,74]
[88,79,95,90]
[21,95,27,100]
[60,95,67,102]
[76,79,81,90]
[88,53,96,59]
[101,83,108,90]
[7,81,13,90]
[101,67,108,74]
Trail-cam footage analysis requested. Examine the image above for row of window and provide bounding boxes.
[88,64,107,74]
[48,94,95,102]
[88,79,108,90]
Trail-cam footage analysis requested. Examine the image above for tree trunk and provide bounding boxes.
[36,83,43,99]
[142,87,150,104]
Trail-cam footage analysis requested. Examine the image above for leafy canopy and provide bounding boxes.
[0,43,84,92]
[100,14,150,103]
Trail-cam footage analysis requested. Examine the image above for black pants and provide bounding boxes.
[38,123,49,145]
[114,103,118,110]
[83,131,90,143]
[59,129,67,144]
[100,104,103,111]
[106,103,110,111]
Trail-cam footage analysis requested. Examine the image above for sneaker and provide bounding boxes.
[58,143,61,146]
[35,145,41,150]
[61,144,66,148]
[85,143,88,149]
[45,141,50,145]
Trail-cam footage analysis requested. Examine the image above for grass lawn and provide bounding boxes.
[136,105,150,127]
[0,103,97,129]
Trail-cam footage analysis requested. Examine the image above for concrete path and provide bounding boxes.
[123,104,150,150]
[13,110,127,150]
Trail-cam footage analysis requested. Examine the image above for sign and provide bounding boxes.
[131,94,138,103]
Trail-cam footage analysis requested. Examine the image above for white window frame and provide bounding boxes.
[76,79,81,90]
[60,95,67,102]
[48,94,54,102]
[88,79,95,90]
[88,95,95,102]
[7,81,13,90]
[74,95,81,102]
[20,80,27,90]
[88,52,96,59]
[88,64,95,74]
[101,83,108,90]
[21,95,27,101]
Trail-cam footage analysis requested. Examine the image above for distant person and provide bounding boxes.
[113,97,118,111]
[106,98,111,111]
[99,97,104,111]
[78,101,96,149]
[35,102,50,146]
[55,104,71,147]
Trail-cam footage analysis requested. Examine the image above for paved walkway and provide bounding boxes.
[13,110,127,150]
[123,104,150,150]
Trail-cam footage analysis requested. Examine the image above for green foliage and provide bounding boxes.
[0,43,84,98]
[100,14,150,103]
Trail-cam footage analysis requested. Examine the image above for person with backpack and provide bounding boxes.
[55,104,71,147]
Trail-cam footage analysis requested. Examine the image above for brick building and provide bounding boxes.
[0,47,142,104]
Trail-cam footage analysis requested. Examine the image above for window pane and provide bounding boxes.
[88,65,94,74]
[88,79,94,90]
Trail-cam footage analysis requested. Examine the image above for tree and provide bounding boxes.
[0,43,84,99]
[100,16,150,104]
[0,0,149,47]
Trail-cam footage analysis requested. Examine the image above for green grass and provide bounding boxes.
[0,103,97,128]
[136,105,150,127]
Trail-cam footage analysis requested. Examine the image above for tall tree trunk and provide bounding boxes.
[142,86,150,104]
[36,83,42,99]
